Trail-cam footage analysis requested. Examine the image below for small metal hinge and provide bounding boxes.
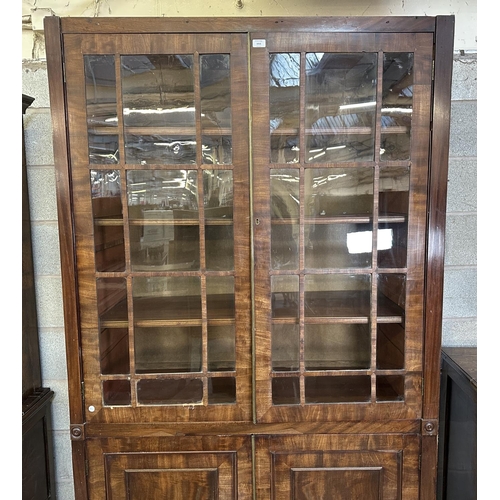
[418,454,422,471]
[85,459,89,477]
[431,60,435,80]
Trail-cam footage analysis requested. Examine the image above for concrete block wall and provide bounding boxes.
[22,51,477,500]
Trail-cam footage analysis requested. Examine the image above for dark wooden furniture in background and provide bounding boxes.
[437,347,477,500]
[44,16,454,499]
[22,94,56,500]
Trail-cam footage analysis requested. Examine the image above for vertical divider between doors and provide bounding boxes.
[247,32,257,424]
[370,49,384,403]
[298,51,307,406]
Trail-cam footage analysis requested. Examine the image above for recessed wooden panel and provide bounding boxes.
[126,469,217,500]
[256,434,420,500]
[106,452,234,500]
[86,436,251,500]
[273,451,399,500]
[292,467,382,500]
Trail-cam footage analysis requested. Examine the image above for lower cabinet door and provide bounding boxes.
[86,436,252,500]
[255,434,420,500]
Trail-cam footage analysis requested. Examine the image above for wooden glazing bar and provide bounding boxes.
[194,50,203,170]
[114,51,126,167]
[370,50,385,403]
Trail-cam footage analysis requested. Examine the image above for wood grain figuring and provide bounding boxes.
[421,17,455,500]
[257,434,419,500]
[60,17,438,35]
[86,436,252,500]
[44,16,454,500]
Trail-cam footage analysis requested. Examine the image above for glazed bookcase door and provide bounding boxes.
[252,32,433,423]
[62,33,251,424]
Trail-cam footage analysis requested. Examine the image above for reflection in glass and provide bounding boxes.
[381,53,413,160]
[304,324,370,370]
[272,275,299,319]
[134,326,202,374]
[132,276,202,322]
[270,53,300,163]
[305,52,377,162]
[272,324,300,371]
[305,223,372,269]
[305,168,374,217]
[127,170,200,270]
[91,170,125,272]
[271,169,299,270]
[204,170,234,270]
[305,274,371,318]
[378,167,410,268]
[84,55,119,164]
[121,55,196,164]
[201,54,232,164]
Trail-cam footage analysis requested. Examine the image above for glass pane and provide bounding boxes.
[103,380,131,405]
[305,376,371,403]
[202,136,232,164]
[121,55,195,164]
[208,325,235,372]
[272,377,300,405]
[376,375,405,401]
[305,53,377,162]
[377,323,405,370]
[272,324,300,371]
[135,326,202,374]
[91,170,125,272]
[271,275,299,319]
[304,324,370,370]
[132,277,202,322]
[270,53,300,163]
[205,225,234,271]
[305,274,371,318]
[204,170,233,217]
[100,328,130,375]
[305,223,372,269]
[208,377,236,404]
[271,169,299,270]
[97,278,128,327]
[127,170,199,271]
[381,53,413,160]
[137,379,203,405]
[377,274,405,320]
[201,54,232,164]
[207,277,235,320]
[204,170,234,271]
[378,167,410,268]
[305,168,374,217]
[84,55,119,164]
